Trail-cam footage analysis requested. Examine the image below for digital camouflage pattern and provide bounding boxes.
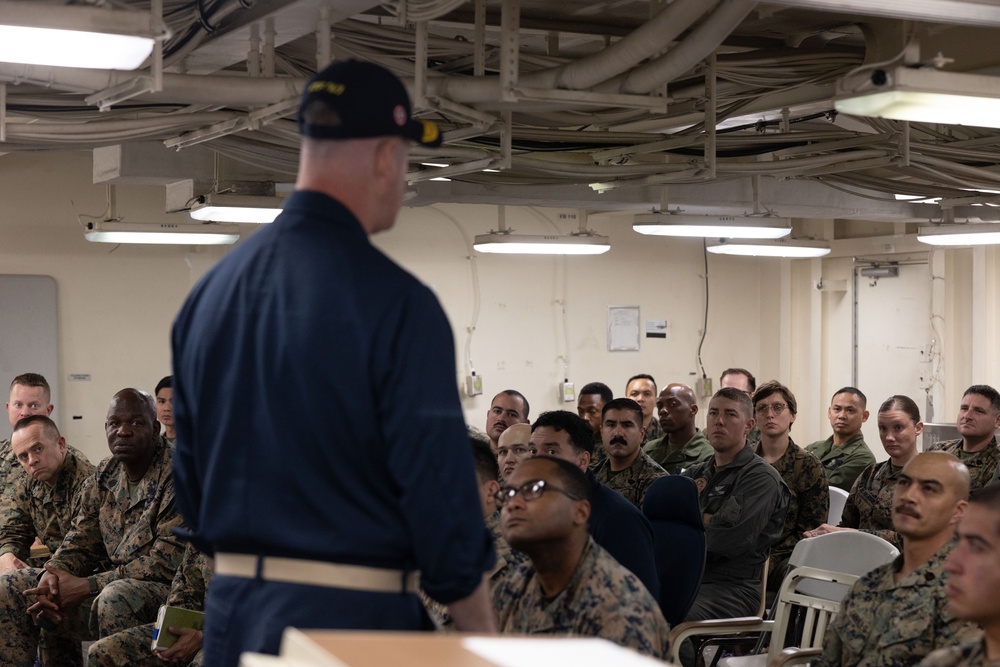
[919,637,992,667]
[492,537,670,658]
[88,543,212,667]
[0,438,184,666]
[644,418,665,445]
[642,430,714,475]
[929,438,999,493]
[818,544,979,667]
[0,438,18,491]
[46,437,185,588]
[758,438,829,589]
[422,510,525,630]
[589,437,607,470]
[592,451,667,509]
[841,459,903,549]
[0,447,94,561]
[806,433,876,492]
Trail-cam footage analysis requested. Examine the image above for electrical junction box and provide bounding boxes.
[560,381,575,403]
[465,373,483,396]
[696,377,713,398]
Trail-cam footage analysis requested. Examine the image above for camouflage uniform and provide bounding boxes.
[919,637,993,667]
[592,451,667,509]
[0,438,16,481]
[589,432,606,470]
[929,438,999,493]
[644,418,665,445]
[818,543,979,667]
[0,446,94,564]
[841,460,903,549]
[643,430,714,475]
[423,510,525,630]
[88,543,212,667]
[806,433,876,492]
[756,438,829,590]
[0,438,185,667]
[492,537,670,658]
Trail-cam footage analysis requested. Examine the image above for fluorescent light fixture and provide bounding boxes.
[633,213,792,239]
[189,195,284,224]
[473,232,611,255]
[836,65,1000,129]
[707,238,831,258]
[0,2,162,70]
[85,221,239,245]
[917,223,1000,246]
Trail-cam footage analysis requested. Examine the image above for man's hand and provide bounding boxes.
[803,524,854,538]
[24,574,63,625]
[35,564,91,609]
[0,552,29,573]
[155,627,203,663]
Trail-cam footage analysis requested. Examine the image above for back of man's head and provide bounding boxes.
[530,411,593,455]
[470,437,499,485]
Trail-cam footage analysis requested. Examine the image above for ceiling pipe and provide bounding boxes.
[425,0,714,103]
[0,64,304,106]
[599,0,758,94]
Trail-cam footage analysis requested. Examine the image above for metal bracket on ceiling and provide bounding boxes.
[86,0,165,111]
[414,20,428,109]
[0,83,5,143]
[474,0,486,76]
[499,0,519,103]
[164,96,297,149]
[704,52,717,180]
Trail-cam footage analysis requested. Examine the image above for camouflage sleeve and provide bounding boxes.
[799,456,830,534]
[47,475,107,576]
[94,488,185,588]
[0,478,37,560]
[164,543,211,610]
[839,470,866,528]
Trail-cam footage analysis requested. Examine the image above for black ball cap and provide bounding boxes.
[297,59,442,147]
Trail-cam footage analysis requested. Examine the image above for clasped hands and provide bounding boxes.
[23,563,91,625]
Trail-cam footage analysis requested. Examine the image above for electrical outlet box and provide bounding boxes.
[465,373,483,396]
[560,381,575,403]
[696,377,713,398]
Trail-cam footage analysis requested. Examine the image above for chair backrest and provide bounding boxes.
[764,566,860,664]
[827,486,849,525]
[642,475,706,626]
[786,530,899,601]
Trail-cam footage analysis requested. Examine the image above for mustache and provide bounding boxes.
[610,437,627,446]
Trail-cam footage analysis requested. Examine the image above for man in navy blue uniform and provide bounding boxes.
[171,60,496,666]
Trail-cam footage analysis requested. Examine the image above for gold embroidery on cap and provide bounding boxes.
[421,119,439,143]
[308,81,346,95]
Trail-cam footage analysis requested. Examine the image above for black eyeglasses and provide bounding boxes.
[494,479,582,506]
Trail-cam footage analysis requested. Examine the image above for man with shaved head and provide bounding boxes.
[497,423,533,483]
[643,383,713,475]
[819,452,979,667]
[0,388,185,667]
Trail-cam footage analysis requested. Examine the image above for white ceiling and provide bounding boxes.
[6,0,1000,227]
